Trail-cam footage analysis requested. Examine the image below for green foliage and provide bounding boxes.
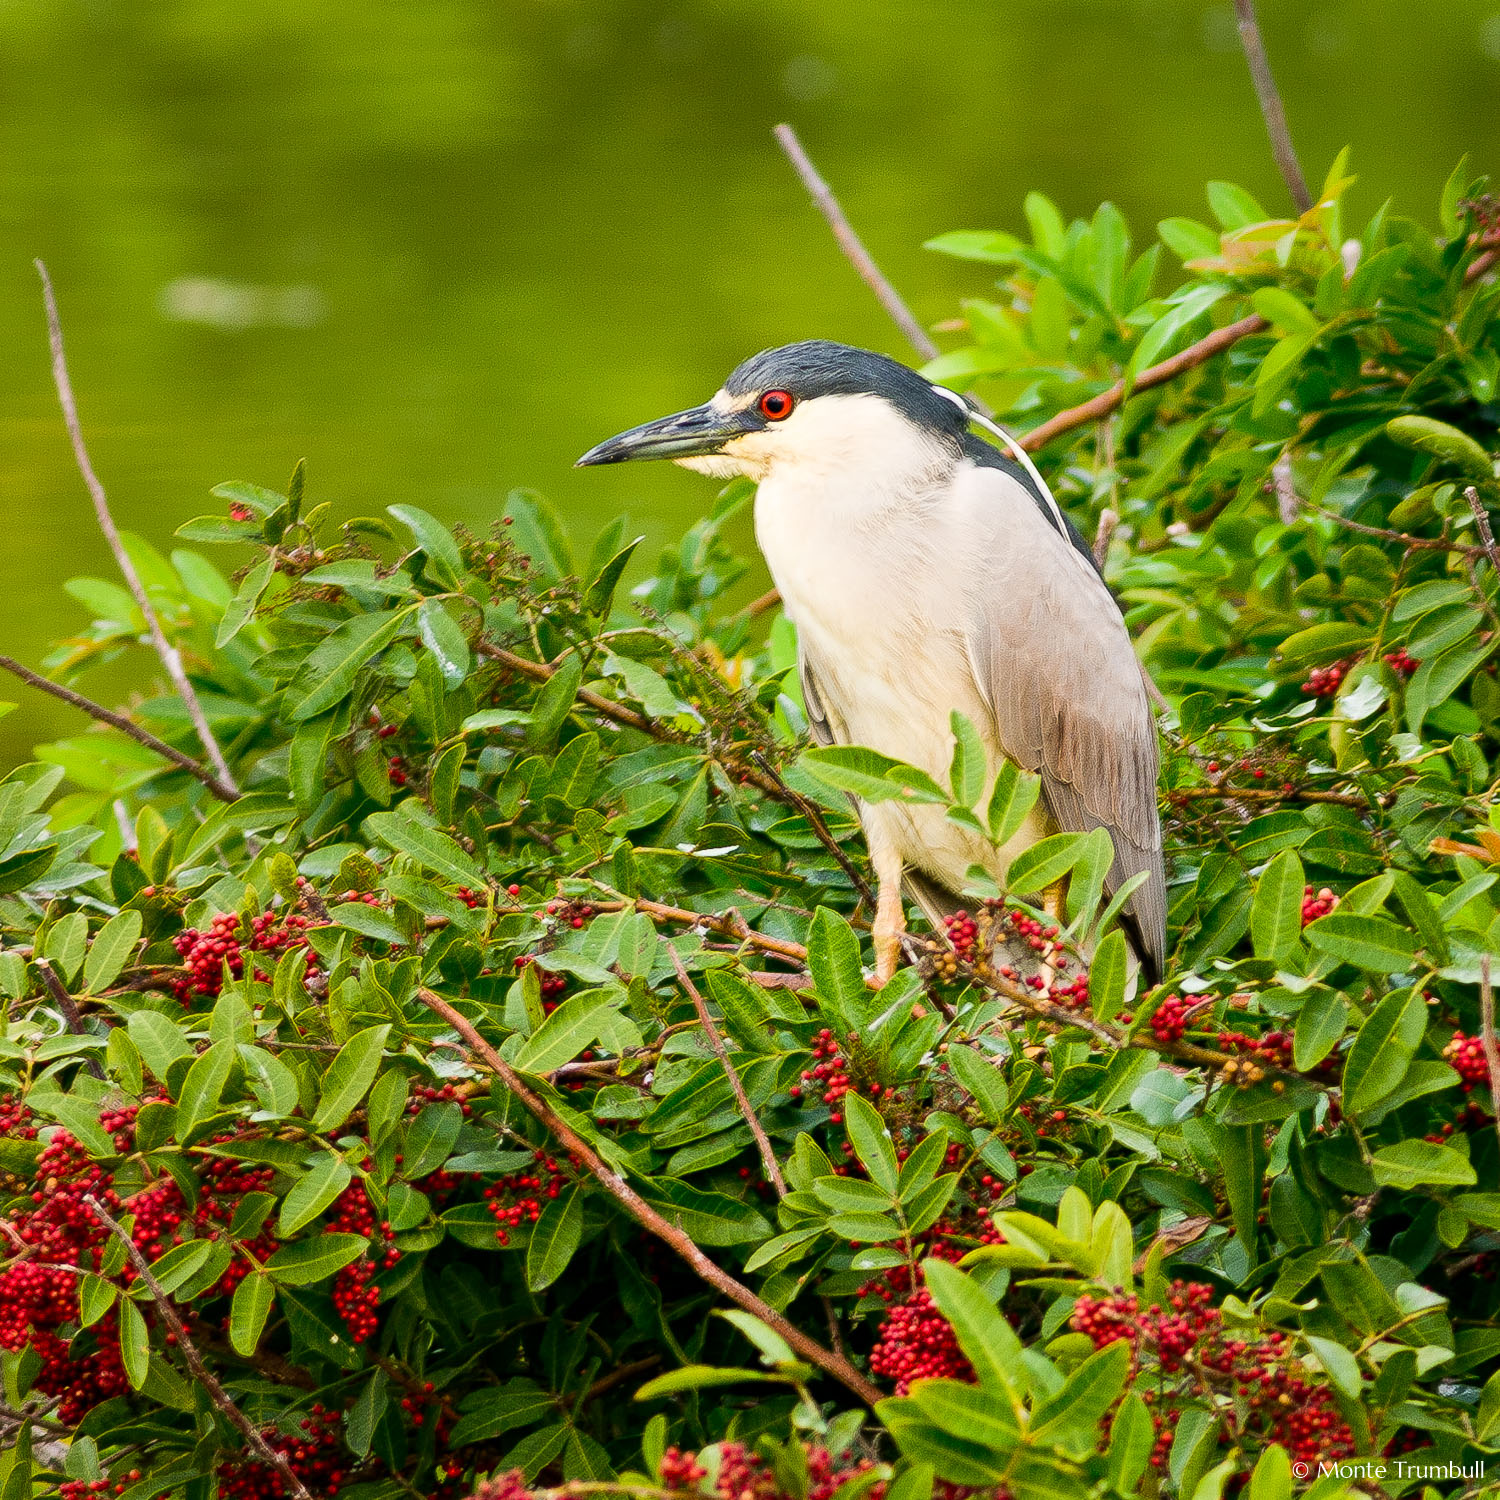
[4,157,1500,1500]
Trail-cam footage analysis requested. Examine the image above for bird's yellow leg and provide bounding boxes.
[870,834,906,986]
[1039,877,1067,990]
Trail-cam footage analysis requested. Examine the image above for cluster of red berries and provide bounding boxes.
[1072,1282,1355,1471]
[869,1286,977,1393]
[544,900,596,930]
[0,1091,37,1140]
[172,907,319,1002]
[1443,1031,1492,1092]
[482,1150,569,1245]
[60,1476,142,1500]
[216,1406,350,1500]
[1384,648,1420,677]
[1149,994,1193,1044]
[1216,1028,1293,1071]
[788,1029,854,1119]
[943,909,980,958]
[388,755,408,787]
[1302,659,1352,698]
[1301,885,1338,924]
[228,502,255,521]
[456,887,484,909]
[407,1081,477,1119]
[327,1182,401,1343]
[513,953,568,1002]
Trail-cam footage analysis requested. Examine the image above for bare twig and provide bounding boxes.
[34,959,104,1079]
[82,1194,314,1500]
[749,751,875,906]
[1168,784,1388,811]
[742,588,784,620]
[774,124,938,363]
[1231,0,1312,212]
[1021,315,1269,452]
[586,894,809,966]
[36,262,239,797]
[1092,508,1119,569]
[1272,452,1299,525]
[1463,486,1500,574]
[1480,956,1500,1163]
[0,654,236,802]
[667,943,787,1197]
[414,988,883,1407]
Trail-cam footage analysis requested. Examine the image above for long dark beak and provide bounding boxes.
[575,403,755,466]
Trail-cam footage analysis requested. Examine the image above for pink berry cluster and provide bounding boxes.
[482,1150,569,1245]
[60,1475,142,1500]
[1302,658,1352,698]
[1149,994,1192,1044]
[327,1181,402,1344]
[1072,1282,1356,1474]
[1301,885,1338,924]
[1384,648,1419,677]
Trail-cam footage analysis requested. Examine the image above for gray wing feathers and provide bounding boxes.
[965,479,1166,980]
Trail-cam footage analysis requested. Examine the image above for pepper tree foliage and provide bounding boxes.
[4,156,1500,1500]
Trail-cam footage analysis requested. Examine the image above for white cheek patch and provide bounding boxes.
[711,388,759,416]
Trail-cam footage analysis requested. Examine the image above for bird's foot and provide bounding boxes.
[871,877,907,987]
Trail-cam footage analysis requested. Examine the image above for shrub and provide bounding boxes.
[3,157,1500,1500]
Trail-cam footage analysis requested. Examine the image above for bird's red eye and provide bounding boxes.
[759,389,794,421]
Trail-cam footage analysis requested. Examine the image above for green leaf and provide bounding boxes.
[310,1024,391,1133]
[1304,911,1417,973]
[1305,1335,1362,1399]
[808,907,867,1029]
[448,1387,558,1447]
[1005,833,1085,896]
[1342,989,1425,1115]
[1371,1139,1478,1190]
[82,909,142,995]
[1293,990,1347,1071]
[801,745,948,805]
[366,809,484,887]
[1106,1393,1153,1493]
[945,1046,1009,1124]
[505,489,575,581]
[264,1233,369,1286]
[1089,928,1128,1024]
[287,608,414,722]
[216,554,274,647]
[585,536,642,617]
[388,504,465,588]
[278,1152,353,1236]
[843,1093,900,1195]
[118,1296,151,1389]
[1030,1340,1131,1456]
[45,910,88,983]
[528,652,584,748]
[513,991,616,1074]
[176,1039,234,1137]
[527,1185,584,1291]
[634,1366,783,1399]
[78,1272,117,1327]
[238,1044,300,1117]
[1248,1445,1291,1500]
[230,1271,274,1356]
[1251,848,1305,962]
[921,1259,1023,1399]
[986,759,1041,848]
[1250,287,1320,336]
[948,711,986,810]
[128,1010,192,1081]
[417,598,471,686]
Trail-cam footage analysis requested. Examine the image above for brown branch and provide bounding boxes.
[1463,486,1500,575]
[749,751,875,907]
[570,1355,662,1412]
[742,588,783,620]
[1168,784,1385,811]
[667,943,787,1197]
[36,262,240,797]
[82,1194,314,1500]
[1022,315,1269,453]
[0,654,236,802]
[774,124,938,364]
[587,895,809,966]
[1481,956,1500,1164]
[34,959,104,1079]
[1231,0,1312,213]
[414,987,883,1408]
[1092,508,1119,569]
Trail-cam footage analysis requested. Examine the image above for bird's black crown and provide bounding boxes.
[723,340,969,435]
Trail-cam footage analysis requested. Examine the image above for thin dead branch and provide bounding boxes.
[83,1194,314,1500]
[0,654,236,802]
[1481,956,1500,1163]
[773,124,938,363]
[414,987,885,1408]
[35,261,239,797]
[1231,0,1312,212]
[667,942,787,1197]
[1463,486,1500,574]
[34,959,104,1079]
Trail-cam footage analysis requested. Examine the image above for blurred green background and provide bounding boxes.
[2,0,1498,761]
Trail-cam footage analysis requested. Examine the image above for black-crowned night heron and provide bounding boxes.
[578,340,1164,986]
